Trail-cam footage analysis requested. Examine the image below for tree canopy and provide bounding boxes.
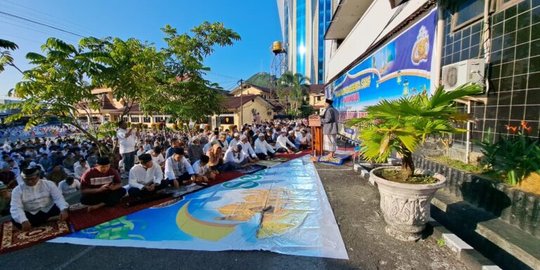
[0,39,21,74]
[2,22,240,154]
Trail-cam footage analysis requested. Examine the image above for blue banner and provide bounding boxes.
[331,9,437,121]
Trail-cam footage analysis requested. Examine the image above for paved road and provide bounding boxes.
[1,162,467,270]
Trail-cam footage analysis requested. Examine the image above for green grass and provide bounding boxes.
[428,156,485,174]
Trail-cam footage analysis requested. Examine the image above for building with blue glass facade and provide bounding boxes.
[277,0,332,84]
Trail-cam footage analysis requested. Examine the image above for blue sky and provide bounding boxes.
[0,0,282,96]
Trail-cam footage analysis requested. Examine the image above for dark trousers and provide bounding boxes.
[12,205,60,229]
[127,182,168,197]
[276,147,296,153]
[256,152,275,160]
[80,188,126,206]
[122,151,136,174]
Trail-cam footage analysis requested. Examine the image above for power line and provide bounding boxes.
[0,18,76,42]
[0,11,85,38]
[2,0,94,36]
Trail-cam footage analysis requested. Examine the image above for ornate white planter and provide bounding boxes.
[370,166,446,241]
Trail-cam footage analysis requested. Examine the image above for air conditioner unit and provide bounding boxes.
[441,59,485,91]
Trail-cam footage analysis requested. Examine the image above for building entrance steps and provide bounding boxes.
[431,189,540,270]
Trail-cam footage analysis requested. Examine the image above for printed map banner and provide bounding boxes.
[51,156,348,259]
[330,9,437,121]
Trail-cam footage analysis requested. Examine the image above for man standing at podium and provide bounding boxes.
[322,99,339,158]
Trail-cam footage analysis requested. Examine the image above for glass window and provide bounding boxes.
[130,117,140,123]
[296,0,306,76]
[498,0,523,11]
[452,0,485,31]
[143,117,151,123]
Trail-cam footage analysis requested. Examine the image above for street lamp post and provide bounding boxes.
[238,79,244,127]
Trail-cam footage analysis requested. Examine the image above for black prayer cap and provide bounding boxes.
[96,156,110,165]
[138,153,152,163]
[173,147,185,156]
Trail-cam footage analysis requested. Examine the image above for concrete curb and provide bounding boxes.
[429,218,501,270]
[356,169,501,269]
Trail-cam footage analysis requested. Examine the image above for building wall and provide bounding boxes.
[309,93,325,108]
[442,0,540,147]
[234,98,275,127]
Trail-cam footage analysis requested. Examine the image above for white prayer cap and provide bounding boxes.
[240,135,248,140]
[233,133,240,137]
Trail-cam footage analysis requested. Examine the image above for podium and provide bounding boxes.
[309,114,324,156]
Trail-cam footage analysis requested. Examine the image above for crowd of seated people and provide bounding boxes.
[0,119,312,231]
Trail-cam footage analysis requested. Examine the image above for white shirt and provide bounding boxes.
[128,162,163,190]
[10,179,69,224]
[238,141,257,158]
[224,148,246,164]
[117,128,137,154]
[254,139,275,155]
[73,162,89,179]
[164,156,194,180]
[58,179,81,195]
[192,160,210,176]
[146,150,165,165]
[228,138,239,150]
[276,135,296,150]
[202,141,213,154]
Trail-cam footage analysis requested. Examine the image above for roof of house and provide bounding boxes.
[100,94,119,111]
[222,95,259,110]
[309,84,325,95]
[231,83,274,95]
[91,88,112,95]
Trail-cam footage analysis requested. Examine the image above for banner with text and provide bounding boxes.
[330,9,437,121]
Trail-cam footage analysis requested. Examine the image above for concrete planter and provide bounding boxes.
[370,166,446,241]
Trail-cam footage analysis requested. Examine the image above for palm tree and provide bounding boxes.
[277,71,309,116]
[347,84,482,179]
[0,39,22,74]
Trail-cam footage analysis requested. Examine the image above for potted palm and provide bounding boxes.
[347,84,482,241]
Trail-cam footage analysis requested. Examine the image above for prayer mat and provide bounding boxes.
[317,154,351,166]
[274,150,310,160]
[256,160,282,168]
[0,220,70,254]
[212,171,245,184]
[235,164,267,174]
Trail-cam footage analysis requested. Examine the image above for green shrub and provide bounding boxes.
[480,121,540,185]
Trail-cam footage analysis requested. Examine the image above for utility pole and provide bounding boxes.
[238,79,244,127]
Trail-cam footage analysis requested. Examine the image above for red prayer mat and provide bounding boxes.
[0,220,70,254]
[68,196,173,231]
[274,150,310,160]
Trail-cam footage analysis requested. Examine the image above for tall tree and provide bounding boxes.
[86,37,165,118]
[2,22,240,153]
[147,22,240,122]
[277,71,309,116]
[4,37,107,151]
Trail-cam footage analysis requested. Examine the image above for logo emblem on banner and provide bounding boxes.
[412,26,430,65]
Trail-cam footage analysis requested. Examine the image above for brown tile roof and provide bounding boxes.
[266,99,283,110]
[101,94,118,110]
[222,95,259,110]
[309,84,325,94]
